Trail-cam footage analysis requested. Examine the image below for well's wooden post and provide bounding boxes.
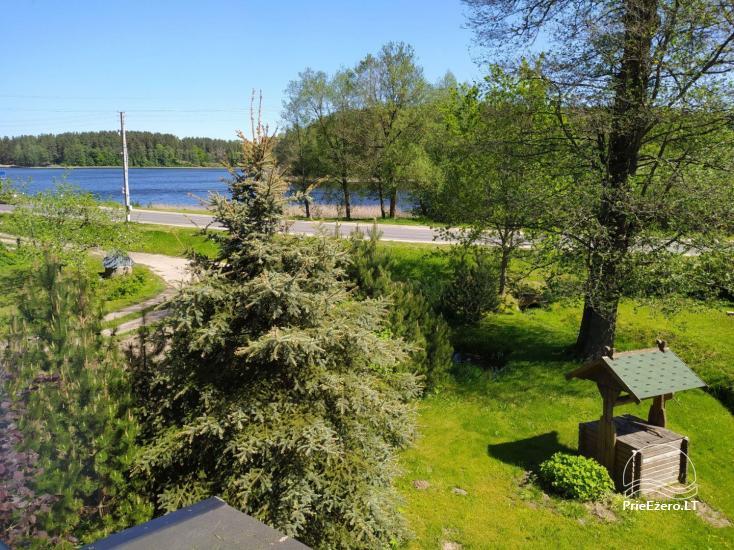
[648,395,666,427]
[648,392,672,428]
[597,384,620,472]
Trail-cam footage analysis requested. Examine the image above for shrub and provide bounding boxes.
[347,227,453,391]
[691,250,734,302]
[622,249,734,303]
[0,178,13,203]
[99,269,148,300]
[538,452,614,501]
[440,244,499,324]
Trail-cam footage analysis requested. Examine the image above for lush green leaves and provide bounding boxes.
[539,452,614,502]
[4,183,137,266]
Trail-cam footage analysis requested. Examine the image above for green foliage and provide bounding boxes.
[0,132,241,167]
[0,177,14,203]
[694,250,734,302]
[6,184,136,266]
[538,453,614,502]
[1,257,152,546]
[623,248,734,303]
[94,266,167,313]
[347,226,453,391]
[129,115,420,549]
[440,243,500,324]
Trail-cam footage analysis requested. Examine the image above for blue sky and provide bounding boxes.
[1,0,484,139]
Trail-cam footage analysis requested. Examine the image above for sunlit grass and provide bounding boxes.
[399,305,734,548]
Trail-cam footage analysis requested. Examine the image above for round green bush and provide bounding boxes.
[538,452,614,501]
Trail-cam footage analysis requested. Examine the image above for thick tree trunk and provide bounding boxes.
[301,175,311,219]
[341,176,351,220]
[389,187,397,218]
[576,295,619,359]
[576,0,658,358]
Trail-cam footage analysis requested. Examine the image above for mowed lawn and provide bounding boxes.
[397,303,734,549]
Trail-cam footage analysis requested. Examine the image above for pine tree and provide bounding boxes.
[1,256,151,547]
[129,97,420,549]
[347,226,453,391]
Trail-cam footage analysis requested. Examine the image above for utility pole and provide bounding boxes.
[120,111,131,222]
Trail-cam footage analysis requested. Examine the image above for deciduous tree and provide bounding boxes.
[464,0,734,357]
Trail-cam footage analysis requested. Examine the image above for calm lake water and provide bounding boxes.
[1,167,412,208]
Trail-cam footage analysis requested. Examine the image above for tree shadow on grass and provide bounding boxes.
[487,431,575,470]
[454,314,575,365]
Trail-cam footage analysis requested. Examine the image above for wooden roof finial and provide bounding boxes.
[656,339,667,352]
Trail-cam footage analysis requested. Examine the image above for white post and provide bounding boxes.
[120,111,131,222]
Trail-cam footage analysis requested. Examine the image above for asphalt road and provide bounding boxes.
[0,204,446,244]
[129,209,447,244]
[0,204,704,253]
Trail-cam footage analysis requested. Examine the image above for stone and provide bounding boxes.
[412,480,430,490]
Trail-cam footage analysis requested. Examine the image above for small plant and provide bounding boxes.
[538,452,613,502]
[0,178,14,204]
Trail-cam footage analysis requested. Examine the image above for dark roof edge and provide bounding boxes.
[83,497,226,549]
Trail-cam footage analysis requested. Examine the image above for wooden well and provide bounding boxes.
[578,414,689,496]
[566,341,705,497]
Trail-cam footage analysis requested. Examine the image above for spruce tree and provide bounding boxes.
[129,101,420,548]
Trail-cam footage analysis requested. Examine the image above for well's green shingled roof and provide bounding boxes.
[602,349,705,400]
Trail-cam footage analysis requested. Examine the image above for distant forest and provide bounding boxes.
[0,131,243,167]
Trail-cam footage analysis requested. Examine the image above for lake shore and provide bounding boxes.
[3,165,226,169]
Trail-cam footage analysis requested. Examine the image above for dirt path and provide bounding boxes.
[127,252,190,286]
[102,253,191,336]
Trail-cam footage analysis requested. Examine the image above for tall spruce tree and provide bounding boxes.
[129,99,420,548]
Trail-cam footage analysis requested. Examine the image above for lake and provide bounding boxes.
[1,167,413,209]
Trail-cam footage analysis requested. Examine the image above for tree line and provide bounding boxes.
[0,131,242,167]
[278,16,734,357]
[276,41,453,219]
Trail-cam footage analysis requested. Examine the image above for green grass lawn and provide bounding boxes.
[131,223,218,257]
[0,246,166,320]
[398,304,734,548]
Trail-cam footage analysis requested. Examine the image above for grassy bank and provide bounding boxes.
[131,223,217,257]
